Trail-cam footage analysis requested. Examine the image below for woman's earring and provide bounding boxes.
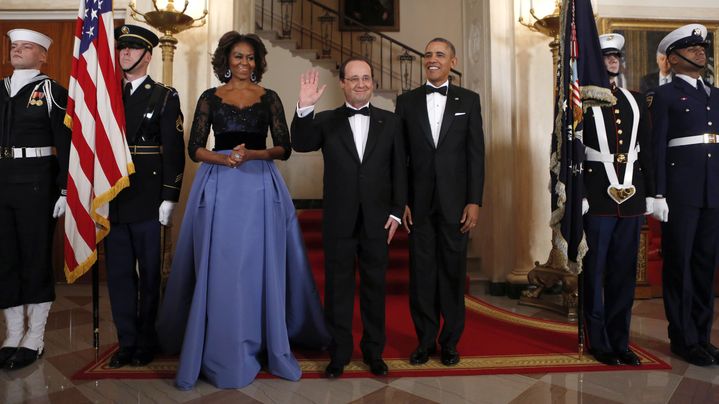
[224,69,231,79]
[251,71,257,82]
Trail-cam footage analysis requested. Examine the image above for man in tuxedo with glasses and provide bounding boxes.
[291,57,406,378]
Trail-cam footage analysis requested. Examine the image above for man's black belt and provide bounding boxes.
[129,145,162,155]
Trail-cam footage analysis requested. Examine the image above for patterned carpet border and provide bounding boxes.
[72,296,670,380]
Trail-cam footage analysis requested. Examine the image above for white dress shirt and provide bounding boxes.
[10,69,40,97]
[675,74,710,95]
[659,73,672,86]
[124,75,148,95]
[296,101,401,225]
[426,80,449,146]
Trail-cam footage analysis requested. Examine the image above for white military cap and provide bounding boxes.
[658,24,708,56]
[7,29,53,50]
[599,33,625,55]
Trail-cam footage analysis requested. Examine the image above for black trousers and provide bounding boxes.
[661,203,719,349]
[323,211,388,364]
[582,215,641,354]
[409,211,468,349]
[104,219,161,350]
[0,179,57,309]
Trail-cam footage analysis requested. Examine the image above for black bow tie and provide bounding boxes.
[425,85,448,96]
[345,106,370,117]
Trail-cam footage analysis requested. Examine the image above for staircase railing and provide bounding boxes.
[255,0,462,93]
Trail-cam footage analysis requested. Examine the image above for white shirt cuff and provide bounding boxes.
[296,103,315,118]
[389,215,402,225]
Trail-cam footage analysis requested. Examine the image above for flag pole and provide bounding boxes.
[578,272,584,359]
[92,259,100,359]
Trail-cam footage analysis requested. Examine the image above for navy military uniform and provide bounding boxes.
[582,34,655,366]
[651,24,719,365]
[104,25,185,365]
[0,29,71,369]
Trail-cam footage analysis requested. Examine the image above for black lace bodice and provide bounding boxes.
[187,87,291,161]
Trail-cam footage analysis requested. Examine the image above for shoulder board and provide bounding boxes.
[153,82,177,94]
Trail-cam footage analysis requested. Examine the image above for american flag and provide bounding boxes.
[63,0,133,283]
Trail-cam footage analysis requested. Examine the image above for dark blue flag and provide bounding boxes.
[547,0,613,274]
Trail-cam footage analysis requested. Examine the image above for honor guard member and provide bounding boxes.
[581,33,655,367]
[0,29,71,370]
[105,24,185,368]
[651,24,719,366]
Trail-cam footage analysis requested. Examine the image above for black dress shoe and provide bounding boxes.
[700,343,719,363]
[409,346,436,365]
[108,347,135,369]
[590,350,622,366]
[5,347,42,370]
[440,346,460,366]
[325,361,345,378]
[616,349,641,366]
[363,357,389,376]
[131,349,155,366]
[0,347,18,367]
[671,344,715,366]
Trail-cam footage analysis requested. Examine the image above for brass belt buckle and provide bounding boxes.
[704,133,717,144]
[615,153,627,164]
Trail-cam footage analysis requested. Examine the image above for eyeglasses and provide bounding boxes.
[344,75,373,85]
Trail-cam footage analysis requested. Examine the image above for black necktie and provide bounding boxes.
[425,85,448,96]
[123,82,132,102]
[345,106,370,117]
[697,79,710,97]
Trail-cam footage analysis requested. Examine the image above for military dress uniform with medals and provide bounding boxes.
[651,24,719,366]
[104,25,185,367]
[0,29,71,369]
[581,34,655,366]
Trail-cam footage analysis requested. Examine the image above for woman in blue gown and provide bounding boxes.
[157,32,329,390]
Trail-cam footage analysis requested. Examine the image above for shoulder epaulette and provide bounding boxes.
[153,81,178,95]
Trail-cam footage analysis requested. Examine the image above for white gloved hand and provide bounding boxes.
[651,198,669,222]
[645,197,655,215]
[52,196,66,218]
[158,201,177,226]
[582,198,589,215]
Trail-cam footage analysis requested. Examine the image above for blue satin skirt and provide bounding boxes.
[157,156,329,390]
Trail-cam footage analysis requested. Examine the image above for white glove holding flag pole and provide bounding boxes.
[52,196,66,218]
[651,198,669,222]
[645,197,655,215]
[582,198,589,215]
[159,201,177,226]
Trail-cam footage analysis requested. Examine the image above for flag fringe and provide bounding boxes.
[580,85,616,109]
[65,162,135,283]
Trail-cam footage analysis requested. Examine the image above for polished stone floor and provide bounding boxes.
[2,283,719,403]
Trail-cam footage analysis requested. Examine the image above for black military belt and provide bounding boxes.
[0,146,55,159]
[668,133,719,147]
[129,145,162,155]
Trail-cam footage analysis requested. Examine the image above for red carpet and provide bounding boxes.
[73,209,669,380]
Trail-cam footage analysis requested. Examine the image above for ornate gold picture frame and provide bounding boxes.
[598,18,718,92]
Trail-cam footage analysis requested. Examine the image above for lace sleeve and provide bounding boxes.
[266,89,291,160]
[187,89,213,162]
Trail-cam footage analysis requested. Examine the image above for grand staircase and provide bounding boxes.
[254,0,462,99]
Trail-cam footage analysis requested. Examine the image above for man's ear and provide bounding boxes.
[39,48,48,65]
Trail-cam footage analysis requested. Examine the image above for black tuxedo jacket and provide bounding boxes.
[291,104,407,239]
[395,84,485,223]
[110,76,185,223]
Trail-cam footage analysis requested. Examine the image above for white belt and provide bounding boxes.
[12,146,54,158]
[585,147,639,164]
[668,133,718,147]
